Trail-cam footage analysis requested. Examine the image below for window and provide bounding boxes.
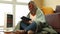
[0,3,13,26]
[15,5,29,25]
[0,0,12,1]
[17,0,30,3]
[0,0,31,31]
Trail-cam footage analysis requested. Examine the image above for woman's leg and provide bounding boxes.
[25,21,37,31]
[20,22,28,29]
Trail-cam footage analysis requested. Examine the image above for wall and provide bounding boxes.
[44,0,60,10]
[33,0,44,8]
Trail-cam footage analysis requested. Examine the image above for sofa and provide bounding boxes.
[45,13,60,33]
[45,6,60,34]
[14,6,60,34]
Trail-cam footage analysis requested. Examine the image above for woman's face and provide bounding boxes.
[29,3,35,11]
[28,3,36,15]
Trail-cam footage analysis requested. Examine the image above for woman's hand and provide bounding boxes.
[29,20,33,24]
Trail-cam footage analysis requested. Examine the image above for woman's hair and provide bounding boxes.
[28,1,35,5]
[28,1,38,10]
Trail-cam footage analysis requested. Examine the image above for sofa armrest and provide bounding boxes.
[45,13,60,33]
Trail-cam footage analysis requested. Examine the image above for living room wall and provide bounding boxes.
[44,0,60,10]
[33,0,44,8]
